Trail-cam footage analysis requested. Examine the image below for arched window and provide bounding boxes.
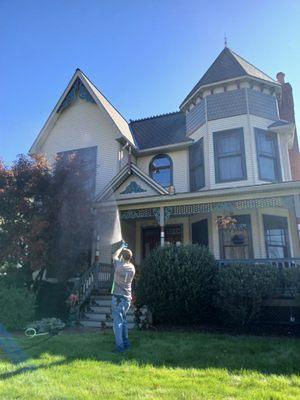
[149,154,173,188]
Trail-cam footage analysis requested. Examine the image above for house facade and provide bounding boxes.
[30,47,300,277]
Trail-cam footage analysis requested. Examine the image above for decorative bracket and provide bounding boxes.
[120,181,146,195]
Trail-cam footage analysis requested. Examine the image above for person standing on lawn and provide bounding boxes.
[111,243,135,353]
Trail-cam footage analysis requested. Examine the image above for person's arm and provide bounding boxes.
[112,246,123,262]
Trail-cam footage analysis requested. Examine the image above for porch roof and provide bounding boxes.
[113,180,300,209]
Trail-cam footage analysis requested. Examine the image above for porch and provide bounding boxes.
[118,194,300,266]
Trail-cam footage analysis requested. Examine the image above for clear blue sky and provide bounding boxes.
[1,0,300,164]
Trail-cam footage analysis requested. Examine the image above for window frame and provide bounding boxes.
[189,137,205,191]
[219,214,253,260]
[263,214,290,259]
[149,154,173,188]
[57,145,98,195]
[255,128,282,182]
[213,128,247,183]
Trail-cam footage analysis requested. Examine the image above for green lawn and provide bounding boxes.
[0,330,299,399]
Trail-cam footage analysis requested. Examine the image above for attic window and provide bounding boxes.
[149,154,173,188]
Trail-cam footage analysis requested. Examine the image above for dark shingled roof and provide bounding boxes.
[268,120,290,128]
[129,111,191,150]
[181,47,278,107]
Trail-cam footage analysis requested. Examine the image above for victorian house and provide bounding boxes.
[30,47,300,324]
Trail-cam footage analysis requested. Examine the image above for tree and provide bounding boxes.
[0,152,94,282]
[0,155,52,280]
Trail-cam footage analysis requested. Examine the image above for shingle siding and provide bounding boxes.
[247,89,279,121]
[207,89,248,121]
[186,100,206,134]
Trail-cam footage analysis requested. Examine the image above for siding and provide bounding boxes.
[137,149,189,193]
[247,89,279,121]
[206,89,247,120]
[38,98,122,196]
[186,100,206,134]
[186,89,279,136]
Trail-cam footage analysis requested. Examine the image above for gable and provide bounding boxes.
[95,163,168,202]
[29,69,135,155]
[114,175,159,199]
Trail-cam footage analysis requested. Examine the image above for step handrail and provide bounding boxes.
[70,262,113,322]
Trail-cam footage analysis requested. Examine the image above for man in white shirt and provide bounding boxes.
[111,244,135,353]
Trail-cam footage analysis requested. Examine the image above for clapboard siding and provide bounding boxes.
[37,97,121,196]
[137,149,189,193]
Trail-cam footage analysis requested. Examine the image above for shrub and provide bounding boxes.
[26,317,65,335]
[0,284,36,330]
[215,263,278,327]
[35,281,72,321]
[137,244,217,325]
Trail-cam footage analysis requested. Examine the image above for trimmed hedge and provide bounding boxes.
[137,244,217,325]
[215,263,279,326]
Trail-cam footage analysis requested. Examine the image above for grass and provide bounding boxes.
[0,330,299,399]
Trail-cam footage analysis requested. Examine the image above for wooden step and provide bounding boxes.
[84,312,145,323]
[80,320,136,329]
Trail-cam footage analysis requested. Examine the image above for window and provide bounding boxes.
[149,154,172,188]
[219,215,253,259]
[189,138,205,191]
[263,215,290,258]
[213,128,247,183]
[255,128,281,182]
[57,146,97,196]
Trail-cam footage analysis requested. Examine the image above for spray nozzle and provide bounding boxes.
[121,240,128,249]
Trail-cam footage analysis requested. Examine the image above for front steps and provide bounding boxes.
[80,294,148,329]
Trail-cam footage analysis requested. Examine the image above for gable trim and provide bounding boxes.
[29,69,135,154]
[95,163,168,202]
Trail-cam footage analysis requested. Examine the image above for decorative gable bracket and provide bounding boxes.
[57,77,95,113]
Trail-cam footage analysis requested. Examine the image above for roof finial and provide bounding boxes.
[224,33,228,47]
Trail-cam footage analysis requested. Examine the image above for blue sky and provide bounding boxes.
[1,0,300,164]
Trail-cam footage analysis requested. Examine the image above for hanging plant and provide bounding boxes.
[216,215,237,231]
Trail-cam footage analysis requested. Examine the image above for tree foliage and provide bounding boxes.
[0,153,94,282]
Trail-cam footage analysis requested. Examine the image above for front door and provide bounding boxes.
[192,219,208,247]
[142,224,183,259]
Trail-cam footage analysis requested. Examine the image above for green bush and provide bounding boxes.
[215,263,278,327]
[35,281,72,321]
[0,284,36,330]
[137,244,217,325]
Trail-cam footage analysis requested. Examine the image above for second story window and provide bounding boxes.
[213,128,247,183]
[58,146,97,196]
[189,137,205,191]
[255,128,281,182]
[149,154,172,188]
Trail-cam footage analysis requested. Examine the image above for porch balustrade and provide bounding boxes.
[217,258,300,268]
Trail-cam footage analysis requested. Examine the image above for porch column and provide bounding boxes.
[160,206,165,247]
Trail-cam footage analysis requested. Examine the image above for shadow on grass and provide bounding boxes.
[3,329,300,378]
[0,359,67,380]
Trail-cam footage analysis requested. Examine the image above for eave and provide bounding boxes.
[114,180,300,208]
[180,76,281,111]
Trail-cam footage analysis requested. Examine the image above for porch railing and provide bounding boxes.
[217,258,300,268]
